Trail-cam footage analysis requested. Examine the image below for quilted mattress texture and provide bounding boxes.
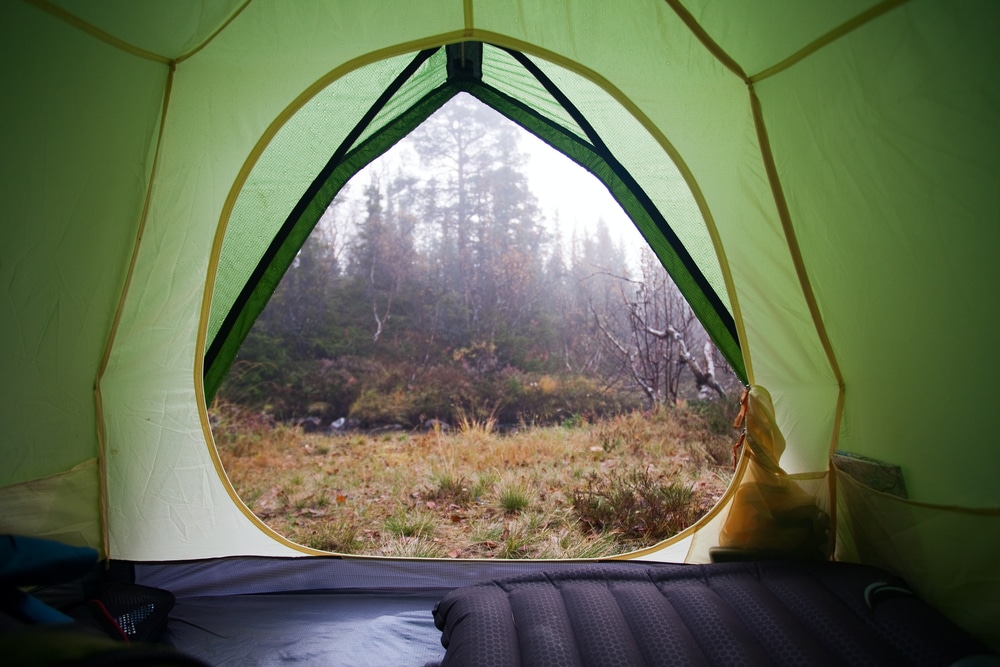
[432,561,992,667]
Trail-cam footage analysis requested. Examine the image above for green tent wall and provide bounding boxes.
[1,0,998,648]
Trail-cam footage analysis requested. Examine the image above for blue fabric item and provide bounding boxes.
[0,535,98,587]
[1,587,75,624]
[0,535,96,626]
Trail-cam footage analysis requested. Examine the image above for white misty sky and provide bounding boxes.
[518,129,639,247]
[348,96,645,261]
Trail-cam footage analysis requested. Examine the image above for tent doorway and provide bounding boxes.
[210,92,744,557]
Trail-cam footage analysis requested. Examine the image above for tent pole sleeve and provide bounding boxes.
[662,0,748,81]
[463,0,474,35]
[94,61,176,560]
[748,86,845,451]
[23,0,171,63]
[749,0,911,83]
[175,0,254,64]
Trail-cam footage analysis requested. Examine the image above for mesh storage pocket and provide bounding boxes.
[87,582,175,643]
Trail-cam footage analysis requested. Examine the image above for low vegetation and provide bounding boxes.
[213,399,737,559]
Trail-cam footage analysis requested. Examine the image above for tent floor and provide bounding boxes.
[143,557,995,665]
[165,591,446,666]
[138,554,626,665]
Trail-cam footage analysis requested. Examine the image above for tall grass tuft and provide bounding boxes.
[454,403,501,442]
[497,481,531,514]
[374,536,448,558]
[296,518,360,553]
[384,510,437,538]
[573,469,702,545]
[427,470,473,505]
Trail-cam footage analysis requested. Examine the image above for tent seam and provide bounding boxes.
[662,0,748,82]
[94,62,176,560]
[827,461,838,559]
[747,86,846,446]
[660,0,910,396]
[667,0,858,456]
[22,0,172,64]
[463,0,474,36]
[749,0,912,83]
[175,0,255,64]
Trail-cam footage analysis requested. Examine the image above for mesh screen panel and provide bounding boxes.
[208,52,419,347]
[482,45,589,143]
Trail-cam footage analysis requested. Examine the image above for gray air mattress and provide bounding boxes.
[431,561,994,667]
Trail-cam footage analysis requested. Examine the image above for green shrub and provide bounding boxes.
[572,469,701,543]
[427,471,473,505]
[349,388,409,426]
[299,519,360,553]
[688,397,741,435]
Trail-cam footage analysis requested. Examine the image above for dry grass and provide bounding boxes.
[213,403,736,558]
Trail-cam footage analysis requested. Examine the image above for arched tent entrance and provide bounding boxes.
[203,37,757,561]
[102,3,841,562]
[2,0,998,651]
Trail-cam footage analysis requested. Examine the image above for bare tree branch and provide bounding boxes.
[371,261,393,342]
[591,300,659,404]
[644,324,726,399]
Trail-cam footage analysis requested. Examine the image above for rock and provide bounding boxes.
[422,419,451,432]
[329,417,360,434]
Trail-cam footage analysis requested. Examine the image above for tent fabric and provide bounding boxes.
[1,0,999,651]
